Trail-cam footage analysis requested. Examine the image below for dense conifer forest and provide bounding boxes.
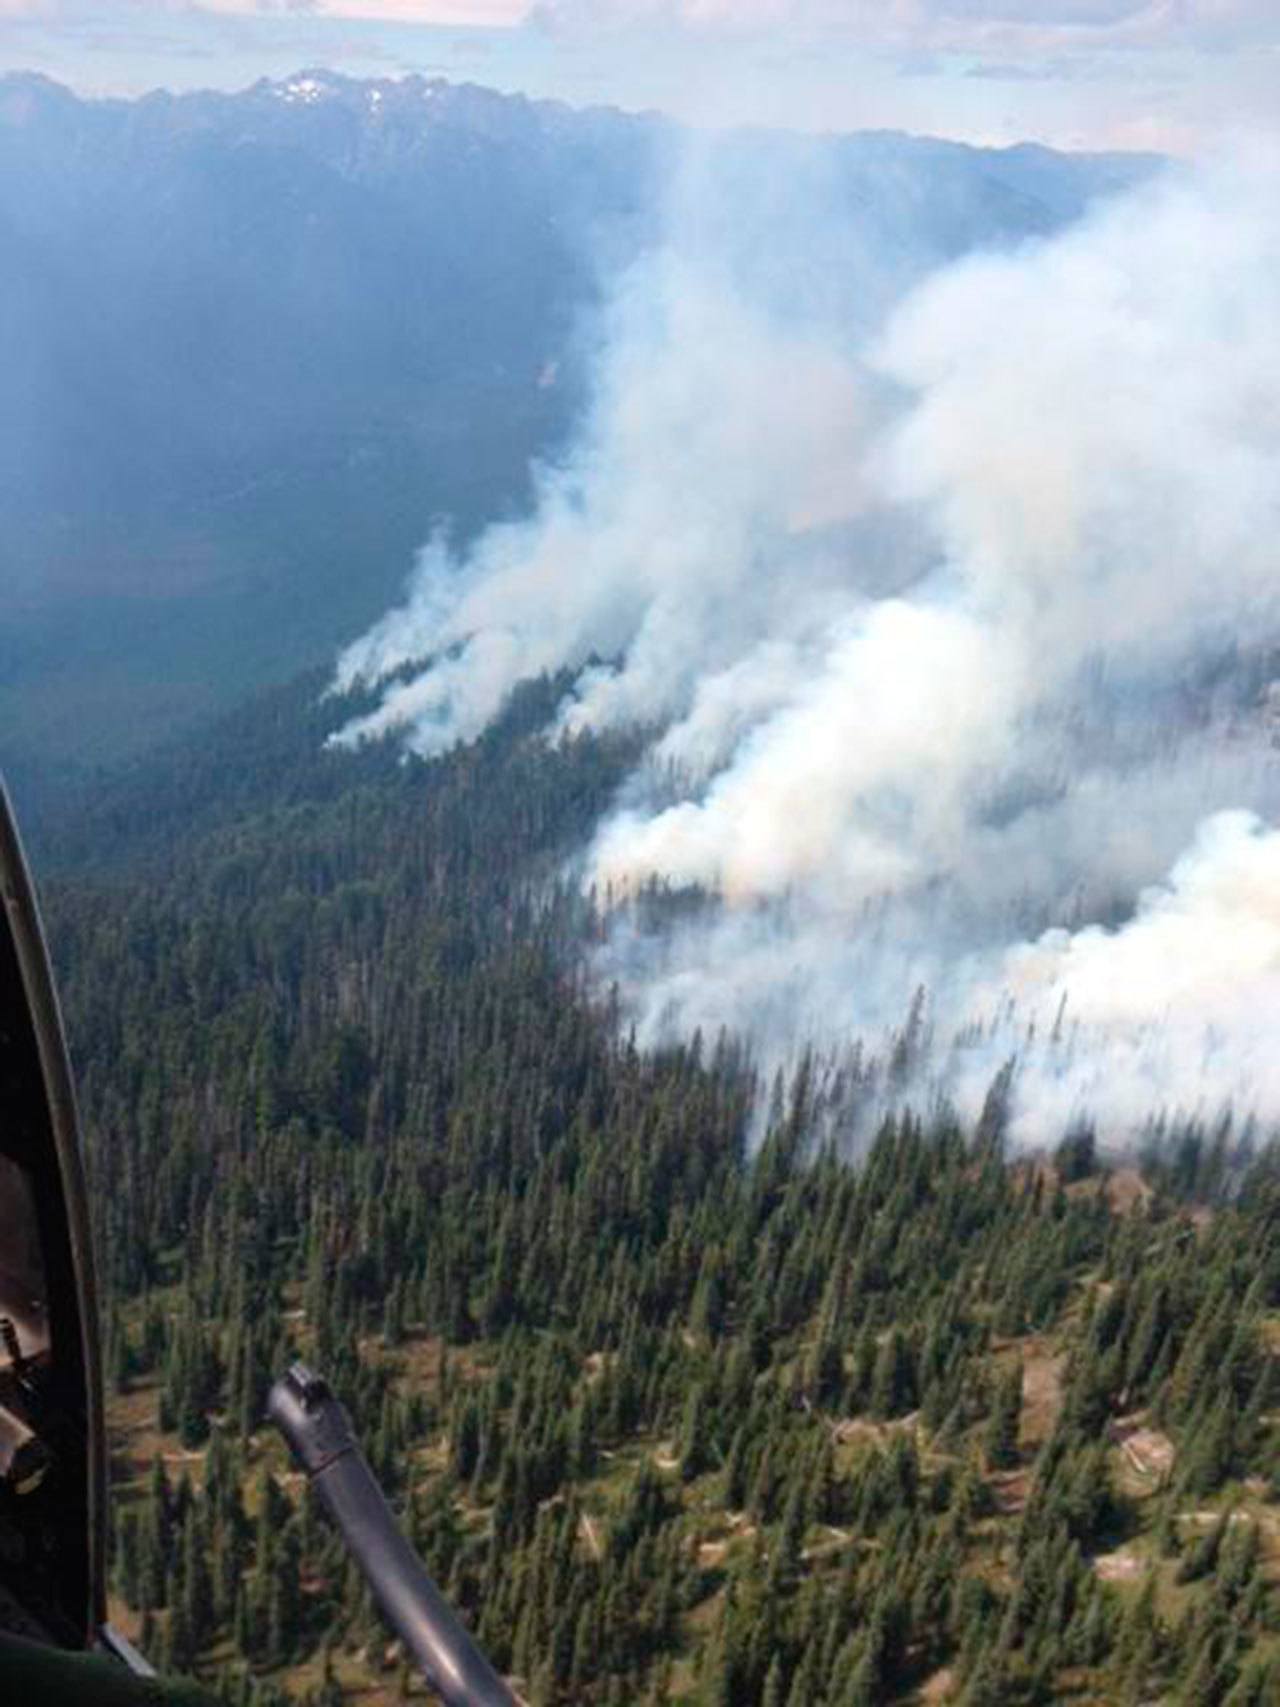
[33,676,1280,1705]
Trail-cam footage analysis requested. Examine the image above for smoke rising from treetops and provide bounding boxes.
[335,135,1280,1145]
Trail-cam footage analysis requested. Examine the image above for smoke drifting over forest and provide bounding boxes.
[336,137,1280,1144]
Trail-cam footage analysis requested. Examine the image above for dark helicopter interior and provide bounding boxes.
[0,1148,59,1643]
[0,789,100,1656]
[0,1149,54,1488]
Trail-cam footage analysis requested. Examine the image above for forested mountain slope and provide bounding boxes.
[0,68,1152,785]
[35,682,1280,1705]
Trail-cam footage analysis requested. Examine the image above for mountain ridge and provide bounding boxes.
[0,68,1156,790]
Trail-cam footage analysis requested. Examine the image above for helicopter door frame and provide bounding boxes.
[0,781,105,1646]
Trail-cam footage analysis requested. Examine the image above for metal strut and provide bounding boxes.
[268,1362,518,1707]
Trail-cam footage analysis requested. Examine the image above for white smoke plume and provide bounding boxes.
[335,137,1280,1146]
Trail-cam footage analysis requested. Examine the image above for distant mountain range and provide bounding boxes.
[0,68,1155,793]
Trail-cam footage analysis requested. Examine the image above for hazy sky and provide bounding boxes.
[1,1,1276,152]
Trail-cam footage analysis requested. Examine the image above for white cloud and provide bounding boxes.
[0,0,526,22]
[531,0,1280,52]
[256,0,526,22]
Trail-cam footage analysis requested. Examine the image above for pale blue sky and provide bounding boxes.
[1,2,1277,152]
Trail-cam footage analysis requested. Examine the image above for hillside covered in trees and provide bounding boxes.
[0,69,1150,793]
[31,678,1280,1706]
